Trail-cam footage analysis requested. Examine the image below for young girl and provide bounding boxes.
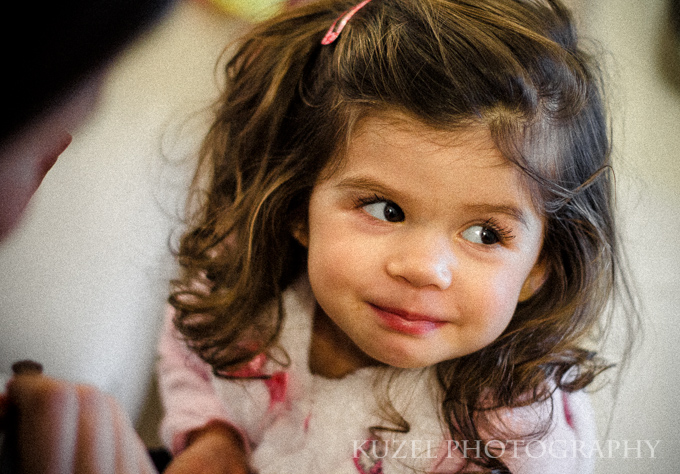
[157,0,636,472]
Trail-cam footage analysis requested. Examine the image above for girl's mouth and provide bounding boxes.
[369,304,446,336]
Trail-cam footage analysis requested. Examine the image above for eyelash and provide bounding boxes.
[352,194,516,244]
[477,217,516,244]
[353,193,390,208]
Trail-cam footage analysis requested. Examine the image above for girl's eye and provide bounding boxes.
[462,220,513,246]
[362,200,405,222]
[462,225,500,245]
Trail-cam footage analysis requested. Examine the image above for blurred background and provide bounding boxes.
[0,0,678,472]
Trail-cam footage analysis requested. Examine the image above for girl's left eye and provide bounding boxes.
[362,200,405,222]
[461,220,514,245]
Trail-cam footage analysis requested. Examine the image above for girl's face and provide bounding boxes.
[300,113,546,370]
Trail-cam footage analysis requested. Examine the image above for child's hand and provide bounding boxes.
[164,422,251,474]
[4,371,157,473]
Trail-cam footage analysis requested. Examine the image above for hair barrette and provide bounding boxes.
[321,0,373,45]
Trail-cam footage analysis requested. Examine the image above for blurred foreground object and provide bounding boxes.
[198,0,312,20]
[1,0,175,142]
[662,0,680,90]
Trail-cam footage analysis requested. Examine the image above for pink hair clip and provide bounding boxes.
[321,0,373,45]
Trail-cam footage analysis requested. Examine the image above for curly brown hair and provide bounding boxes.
[169,0,638,471]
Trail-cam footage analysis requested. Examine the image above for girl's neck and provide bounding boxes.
[309,305,382,379]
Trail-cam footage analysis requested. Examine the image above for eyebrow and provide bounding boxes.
[461,203,530,228]
[337,176,401,198]
[337,175,531,228]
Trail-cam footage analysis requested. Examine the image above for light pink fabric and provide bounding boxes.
[157,309,238,454]
[157,279,596,473]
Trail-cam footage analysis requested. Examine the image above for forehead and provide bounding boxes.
[352,113,505,162]
[338,112,517,180]
[322,111,542,218]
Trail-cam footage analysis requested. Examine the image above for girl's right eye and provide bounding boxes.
[361,199,405,223]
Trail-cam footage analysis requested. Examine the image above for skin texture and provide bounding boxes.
[301,114,546,375]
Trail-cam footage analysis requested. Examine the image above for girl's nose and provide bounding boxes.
[385,233,455,290]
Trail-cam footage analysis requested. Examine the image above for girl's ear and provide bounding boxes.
[291,220,309,248]
[518,259,548,302]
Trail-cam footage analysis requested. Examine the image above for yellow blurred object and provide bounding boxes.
[203,0,287,20]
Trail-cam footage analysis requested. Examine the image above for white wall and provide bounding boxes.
[582,1,680,473]
[0,1,678,472]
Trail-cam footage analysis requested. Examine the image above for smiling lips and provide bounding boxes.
[370,304,446,336]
